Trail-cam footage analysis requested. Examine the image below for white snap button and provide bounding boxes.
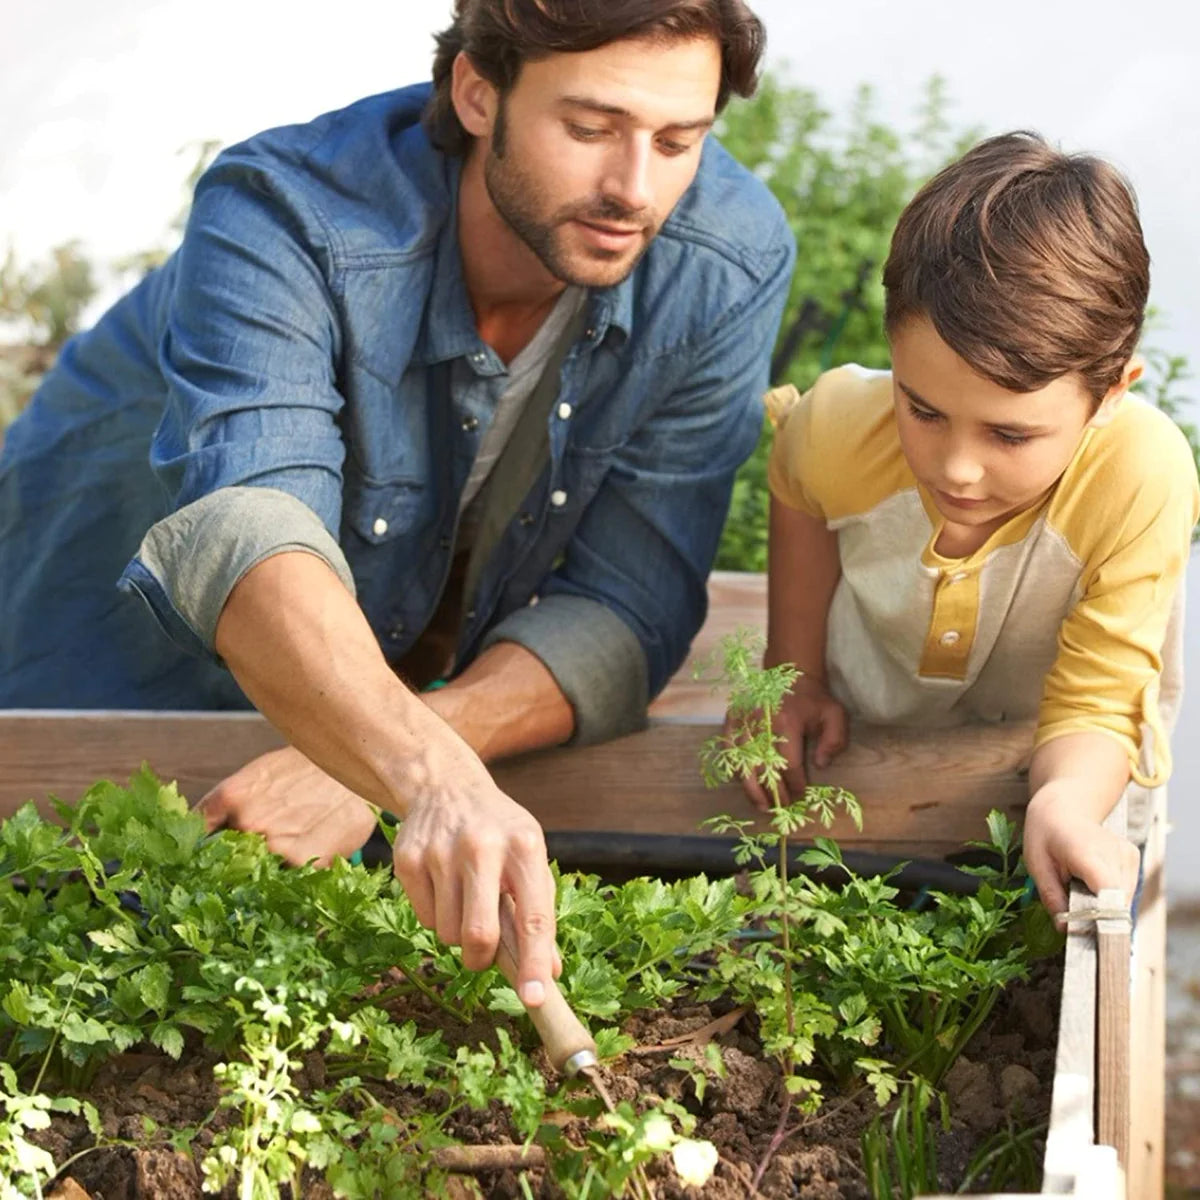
[528,595,540,606]
[550,489,568,507]
[949,571,968,582]
[557,402,573,420]
[939,630,960,646]
[372,517,388,536]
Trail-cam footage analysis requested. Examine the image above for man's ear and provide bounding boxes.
[1089,357,1143,429]
[450,51,499,141]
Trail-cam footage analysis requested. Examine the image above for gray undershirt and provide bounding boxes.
[456,285,585,549]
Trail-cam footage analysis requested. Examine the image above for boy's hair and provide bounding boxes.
[883,131,1150,403]
[423,0,765,156]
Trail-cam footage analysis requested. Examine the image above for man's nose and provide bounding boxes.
[601,139,653,215]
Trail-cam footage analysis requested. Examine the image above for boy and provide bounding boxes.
[753,132,1199,917]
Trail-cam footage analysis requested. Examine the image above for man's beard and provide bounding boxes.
[482,110,656,288]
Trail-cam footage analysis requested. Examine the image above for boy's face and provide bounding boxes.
[889,316,1126,538]
[461,35,721,288]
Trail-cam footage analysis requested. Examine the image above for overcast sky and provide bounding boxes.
[3,0,1197,377]
[3,0,1199,889]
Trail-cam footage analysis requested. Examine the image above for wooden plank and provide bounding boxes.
[647,570,768,719]
[1044,879,1099,1193]
[1095,888,1131,1169]
[1128,788,1166,1200]
[0,711,1033,857]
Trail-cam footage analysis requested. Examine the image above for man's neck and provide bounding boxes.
[457,151,566,365]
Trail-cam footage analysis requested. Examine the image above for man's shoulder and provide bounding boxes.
[655,138,792,285]
[201,84,449,263]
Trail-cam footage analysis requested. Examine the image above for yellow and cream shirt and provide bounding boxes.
[767,365,1199,834]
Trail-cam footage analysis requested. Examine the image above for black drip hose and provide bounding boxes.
[356,828,986,896]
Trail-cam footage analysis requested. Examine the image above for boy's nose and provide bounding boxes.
[943,446,985,488]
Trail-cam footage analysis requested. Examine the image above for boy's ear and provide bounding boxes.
[1088,357,1143,429]
[450,51,500,142]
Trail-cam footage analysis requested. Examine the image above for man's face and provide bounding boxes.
[889,315,1118,538]
[478,35,722,288]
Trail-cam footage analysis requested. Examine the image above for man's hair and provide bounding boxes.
[883,131,1150,402]
[423,0,765,156]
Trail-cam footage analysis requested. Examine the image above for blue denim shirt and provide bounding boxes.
[0,84,793,738]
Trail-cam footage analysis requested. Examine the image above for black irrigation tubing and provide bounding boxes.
[355,827,988,896]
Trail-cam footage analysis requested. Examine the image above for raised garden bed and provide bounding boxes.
[0,573,1162,1199]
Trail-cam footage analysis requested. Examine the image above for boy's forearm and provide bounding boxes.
[765,496,840,679]
[1027,732,1131,822]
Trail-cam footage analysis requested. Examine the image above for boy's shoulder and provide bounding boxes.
[767,365,913,520]
[1050,395,1200,562]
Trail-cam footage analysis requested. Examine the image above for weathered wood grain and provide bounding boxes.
[0,711,1033,858]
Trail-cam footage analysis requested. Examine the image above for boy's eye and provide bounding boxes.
[907,401,941,424]
[993,429,1032,447]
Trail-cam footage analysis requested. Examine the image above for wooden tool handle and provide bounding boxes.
[494,894,597,1074]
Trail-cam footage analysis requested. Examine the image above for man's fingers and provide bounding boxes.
[506,837,557,1009]
[432,868,463,950]
[459,856,503,972]
[194,786,230,832]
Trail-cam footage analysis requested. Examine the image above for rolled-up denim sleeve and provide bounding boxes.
[486,224,795,745]
[121,487,355,658]
[117,155,349,656]
[480,594,649,745]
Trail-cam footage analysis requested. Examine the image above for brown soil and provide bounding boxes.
[36,956,1062,1200]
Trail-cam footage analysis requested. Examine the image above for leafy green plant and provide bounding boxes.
[957,1113,1045,1194]
[698,629,863,1107]
[861,1075,948,1200]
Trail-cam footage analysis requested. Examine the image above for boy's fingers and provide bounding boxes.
[812,707,848,769]
[1026,846,1069,918]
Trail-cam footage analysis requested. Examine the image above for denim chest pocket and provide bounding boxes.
[340,474,429,548]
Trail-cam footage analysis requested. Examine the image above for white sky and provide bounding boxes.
[4,0,1200,888]
[2,0,1197,377]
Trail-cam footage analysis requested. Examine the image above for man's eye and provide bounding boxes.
[657,138,692,156]
[567,123,605,142]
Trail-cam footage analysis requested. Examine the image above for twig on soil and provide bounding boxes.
[748,1084,794,1195]
[431,1144,547,1172]
[625,1007,748,1056]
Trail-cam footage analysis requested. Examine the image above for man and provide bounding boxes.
[0,0,793,1007]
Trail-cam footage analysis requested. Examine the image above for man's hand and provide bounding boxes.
[738,676,848,812]
[391,769,560,1007]
[198,745,379,866]
[1022,784,1141,919]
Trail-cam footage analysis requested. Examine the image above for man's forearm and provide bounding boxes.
[214,550,483,817]
[423,641,575,763]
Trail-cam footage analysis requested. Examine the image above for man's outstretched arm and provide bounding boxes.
[204,549,564,1007]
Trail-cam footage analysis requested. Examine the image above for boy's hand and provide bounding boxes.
[736,677,848,812]
[1022,786,1140,919]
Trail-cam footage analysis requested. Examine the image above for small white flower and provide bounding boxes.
[640,1111,676,1152]
[672,1138,719,1188]
[291,1109,322,1133]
